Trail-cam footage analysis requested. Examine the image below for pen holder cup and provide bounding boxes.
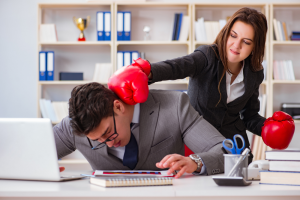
[224,154,249,178]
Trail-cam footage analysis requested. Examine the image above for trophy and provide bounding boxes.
[143,26,151,41]
[73,16,90,41]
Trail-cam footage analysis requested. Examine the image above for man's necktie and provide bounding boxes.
[123,123,138,169]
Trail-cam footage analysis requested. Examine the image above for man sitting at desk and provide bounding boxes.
[54,82,226,178]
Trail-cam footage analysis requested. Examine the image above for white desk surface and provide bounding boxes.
[0,171,300,200]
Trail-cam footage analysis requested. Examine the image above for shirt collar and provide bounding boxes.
[226,60,244,85]
[131,103,140,124]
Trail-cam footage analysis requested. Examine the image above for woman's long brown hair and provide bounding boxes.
[212,7,268,106]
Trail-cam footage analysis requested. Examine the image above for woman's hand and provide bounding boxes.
[156,154,198,178]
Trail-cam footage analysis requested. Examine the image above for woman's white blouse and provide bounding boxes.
[226,61,245,104]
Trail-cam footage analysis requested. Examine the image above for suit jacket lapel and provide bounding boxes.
[135,93,160,169]
[217,60,228,108]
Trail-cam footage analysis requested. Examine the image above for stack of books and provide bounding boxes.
[273,60,295,80]
[291,31,300,41]
[260,150,300,186]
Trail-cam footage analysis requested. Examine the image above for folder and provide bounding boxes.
[39,51,47,81]
[97,11,104,41]
[131,51,139,64]
[117,12,124,41]
[104,12,111,41]
[172,13,179,41]
[117,51,124,70]
[123,51,131,67]
[176,13,183,40]
[123,12,131,41]
[46,51,54,81]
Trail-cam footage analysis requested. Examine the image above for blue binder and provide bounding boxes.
[176,13,183,40]
[46,51,54,81]
[117,12,124,41]
[123,11,131,41]
[123,51,131,67]
[172,13,179,41]
[117,51,124,70]
[97,11,104,41]
[131,51,139,64]
[104,11,111,41]
[39,51,47,81]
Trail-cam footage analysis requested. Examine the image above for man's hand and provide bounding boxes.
[156,154,197,178]
[59,167,65,172]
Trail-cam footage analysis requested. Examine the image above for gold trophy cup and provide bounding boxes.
[73,16,90,41]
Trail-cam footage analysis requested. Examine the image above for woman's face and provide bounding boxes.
[226,21,255,64]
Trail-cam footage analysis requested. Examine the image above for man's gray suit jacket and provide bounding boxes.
[53,90,226,175]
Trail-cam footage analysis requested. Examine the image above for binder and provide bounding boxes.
[131,51,139,64]
[46,51,54,81]
[104,12,111,41]
[172,13,179,41]
[123,11,131,41]
[97,11,104,41]
[123,51,131,67]
[117,51,124,70]
[39,51,47,81]
[175,13,183,40]
[117,12,124,41]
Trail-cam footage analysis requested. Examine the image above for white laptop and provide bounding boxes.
[0,118,84,181]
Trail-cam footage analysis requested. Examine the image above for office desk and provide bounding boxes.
[1,172,300,200]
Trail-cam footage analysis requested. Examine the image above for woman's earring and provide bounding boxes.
[251,51,254,55]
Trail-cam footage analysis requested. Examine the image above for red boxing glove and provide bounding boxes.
[261,111,295,150]
[108,58,151,105]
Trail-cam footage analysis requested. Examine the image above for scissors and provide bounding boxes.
[222,134,245,154]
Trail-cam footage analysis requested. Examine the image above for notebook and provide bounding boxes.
[0,118,84,182]
[90,176,173,187]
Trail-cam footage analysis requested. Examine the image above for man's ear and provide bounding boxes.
[113,99,125,114]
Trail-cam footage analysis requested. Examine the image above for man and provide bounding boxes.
[54,82,227,178]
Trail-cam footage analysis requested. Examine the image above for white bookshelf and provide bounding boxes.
[269,3,300,149]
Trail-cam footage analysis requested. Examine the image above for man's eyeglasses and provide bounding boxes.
[87,112,118,150]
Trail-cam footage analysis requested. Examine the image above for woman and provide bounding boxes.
[108,7,295,167]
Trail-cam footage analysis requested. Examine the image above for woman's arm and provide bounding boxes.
[150,50,208,83]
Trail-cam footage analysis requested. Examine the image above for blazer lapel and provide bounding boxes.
[134,93,160,169]
[217,60,228,108]
[227,57,257,106]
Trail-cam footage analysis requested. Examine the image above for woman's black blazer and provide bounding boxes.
[149,44,266,150]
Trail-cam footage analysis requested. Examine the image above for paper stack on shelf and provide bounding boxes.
[194,18,226,42]
[251,94,270,161]
[260,150,300,186]
[39,24,58,42]
[92,63,112,83]
[40,99,69,123]
[273,60,295,80]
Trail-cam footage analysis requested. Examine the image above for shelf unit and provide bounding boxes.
[37,3,115,118]
[269,3,300,149]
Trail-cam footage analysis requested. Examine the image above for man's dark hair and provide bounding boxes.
[69,82,118,136]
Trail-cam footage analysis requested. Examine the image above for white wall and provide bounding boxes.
[0,0,299,118]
